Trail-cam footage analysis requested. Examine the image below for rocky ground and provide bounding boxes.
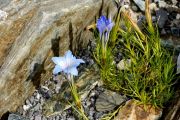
[8,43,128,120]
[5,0,180,120]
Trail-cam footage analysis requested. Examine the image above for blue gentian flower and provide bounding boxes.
[97,15,114,38]
[52,50,85,76]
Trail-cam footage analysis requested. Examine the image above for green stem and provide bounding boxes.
[68,75,89,120]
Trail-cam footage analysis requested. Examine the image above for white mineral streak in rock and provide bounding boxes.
[0,10,8,21]
[61,8,69,12]
[177,53,180,74]
[0,46,30,89]
[39,12,57,30]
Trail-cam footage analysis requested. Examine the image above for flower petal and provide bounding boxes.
[97,15,114,38]
[68,67,78,76]
[52,50,85,76]
[52,57,65,65]
[65,50,74,59]
[71,59,85,68]
[97,16,107,35]
[107,22,114,32]
[53,65,62,74]
[77,59,85,63]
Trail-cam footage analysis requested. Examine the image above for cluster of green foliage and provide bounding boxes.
[94,0,175,108]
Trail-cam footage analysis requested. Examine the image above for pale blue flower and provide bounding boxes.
[52,50,85,76]
[97,15,114,38]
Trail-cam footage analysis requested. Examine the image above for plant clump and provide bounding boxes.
[50,0,177,119]
[93,0,176,108]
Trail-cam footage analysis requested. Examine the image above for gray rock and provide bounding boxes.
[117,59,131,70]
[95,90,127,112]
[131,5,138,12]
[33,111,41,116]
[29,96,35,105]
[33,103,42,111]
[171,27,180,37]
[161,29,166,35]
[154,0,159,2]
[27,110,34,118]
[54,102,63,112]
[95,112,104,119]
[55,116,60,120]
[158,0,167,8]
[34,115,42,120]
[35,92,41,101]
[156,9,168,28]
[67,117,75,120]
[150,3,157,11]
[160,39,174,49]
[152,16,157,22]
[137,15,146,29]
[0,0,116,117]
[23,104,32,111]
[31,117,35,120]
[17,106,24,115]
[89,107,95,120]
[25,99,31,106]
[0,0,11,8]
[172,0,178,6]
[176,14,180,19]
[88,59,94,66]
[55,83,62,94]
[175,45,180,53]
[8,113,29,120]
[133,0,145,11]
[42,116,47,120]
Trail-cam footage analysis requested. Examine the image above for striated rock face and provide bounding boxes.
[0,0,116,117]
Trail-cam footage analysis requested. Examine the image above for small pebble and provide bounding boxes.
[25,99,31,105]
[176,14,180,19]
[23,104,32,111]
[42,116,47,120]
[156,8,168,28]
[171,27,180,36]
[172,0,178,6]
[158,0,167,8]
[34,114,42,120]
[131,5,138,12]
[161,29,166,35]
[29,96,35,104]
[55,116,60,120]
